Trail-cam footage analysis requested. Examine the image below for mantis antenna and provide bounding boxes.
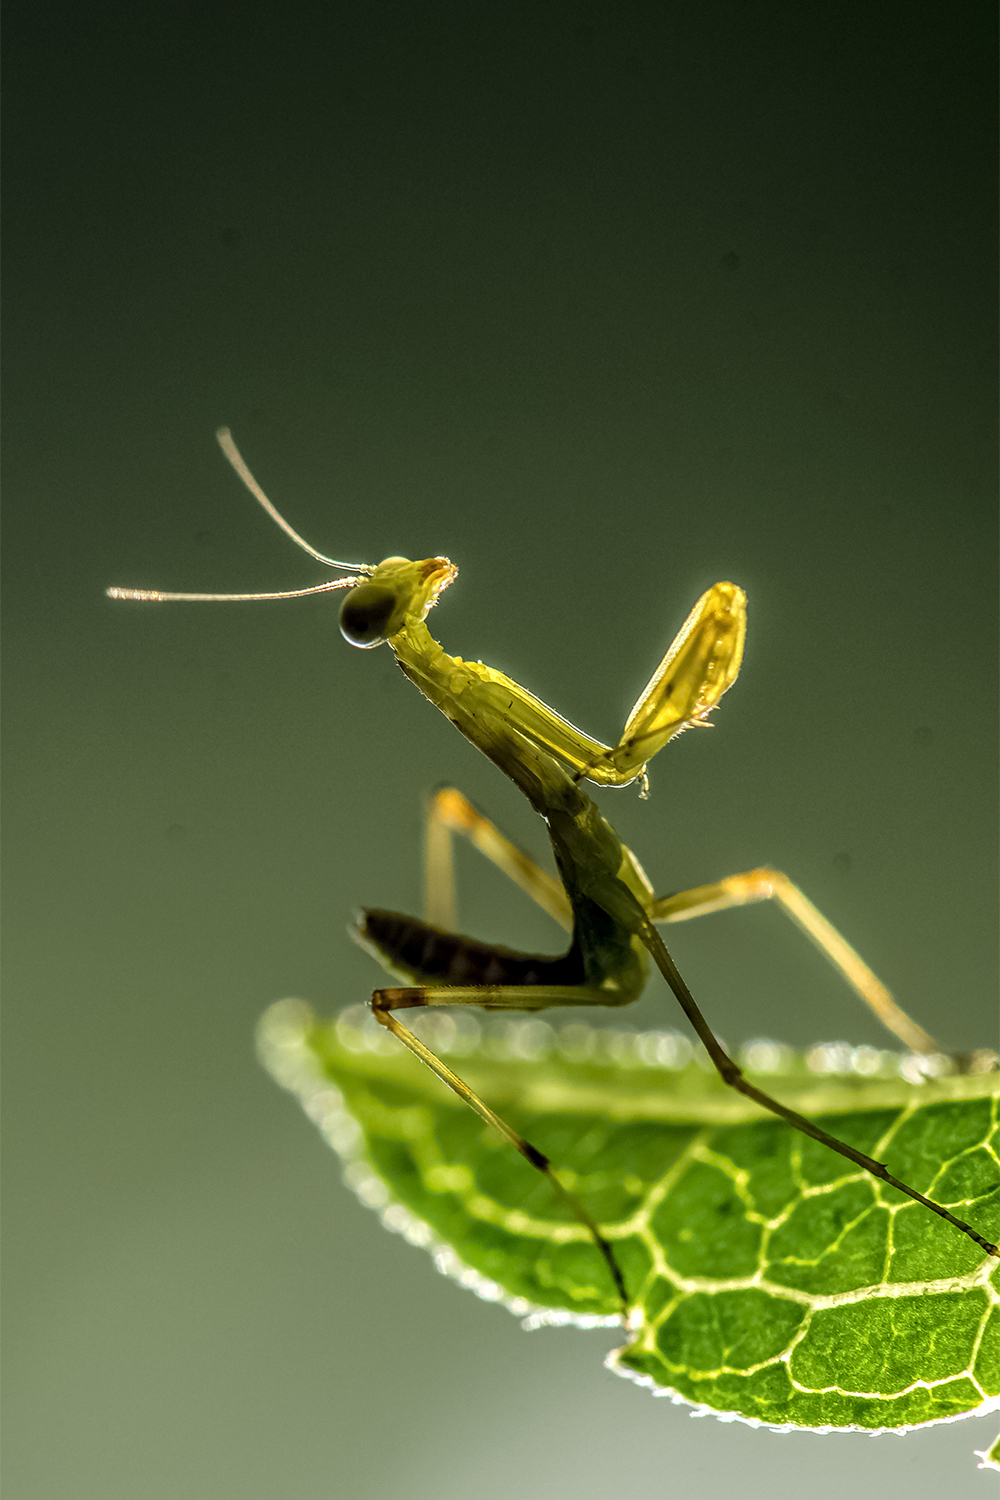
[106,428,374,603]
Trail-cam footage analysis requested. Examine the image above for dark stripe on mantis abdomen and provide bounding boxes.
[357,909,586,989]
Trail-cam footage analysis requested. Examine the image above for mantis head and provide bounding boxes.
[339,556,457,649]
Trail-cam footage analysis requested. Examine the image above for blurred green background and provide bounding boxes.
[4,2,997,1495]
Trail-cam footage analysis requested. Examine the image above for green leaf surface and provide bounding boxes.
[259,1000,1000,1433]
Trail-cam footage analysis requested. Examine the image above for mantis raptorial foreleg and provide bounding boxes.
[651,869,937,1055]
[417,581,746,793]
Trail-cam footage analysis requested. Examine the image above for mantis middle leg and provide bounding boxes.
[424,786,572,932]
[650,868,937,1054]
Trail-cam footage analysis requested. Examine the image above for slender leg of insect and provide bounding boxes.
[650,868,937,1055]
[423,791,457,930]
[371,980,629,1310]
[424,787,573,932]
[637,921,999,1259]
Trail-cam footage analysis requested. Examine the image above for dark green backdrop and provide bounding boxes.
[5,3,997,1496]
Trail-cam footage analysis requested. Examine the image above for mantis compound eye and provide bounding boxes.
[339,583,398,648]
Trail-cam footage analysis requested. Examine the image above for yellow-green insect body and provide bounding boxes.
[108,431,999,1308]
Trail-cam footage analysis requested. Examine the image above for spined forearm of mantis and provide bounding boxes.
[108,429,1000,1313]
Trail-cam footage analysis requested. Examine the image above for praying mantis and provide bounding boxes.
[109,429,999,1311]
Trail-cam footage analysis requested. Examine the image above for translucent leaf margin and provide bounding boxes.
[258,999,1000,1435]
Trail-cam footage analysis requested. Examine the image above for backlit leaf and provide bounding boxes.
[259,1000,999,1433]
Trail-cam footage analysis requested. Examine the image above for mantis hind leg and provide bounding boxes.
[569,867,999,1260]
[371,978,629,1313]
[650,866,936,1054]
[634,918,999,1261]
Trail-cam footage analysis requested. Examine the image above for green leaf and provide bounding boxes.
[259,1000,1000,1434]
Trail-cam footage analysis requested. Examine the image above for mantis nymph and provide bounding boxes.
[109,429,999,1310]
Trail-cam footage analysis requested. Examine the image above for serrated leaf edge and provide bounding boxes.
[259,999,1000,1434]
[606,1354,1000,1437]
[258,998,622,1331]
